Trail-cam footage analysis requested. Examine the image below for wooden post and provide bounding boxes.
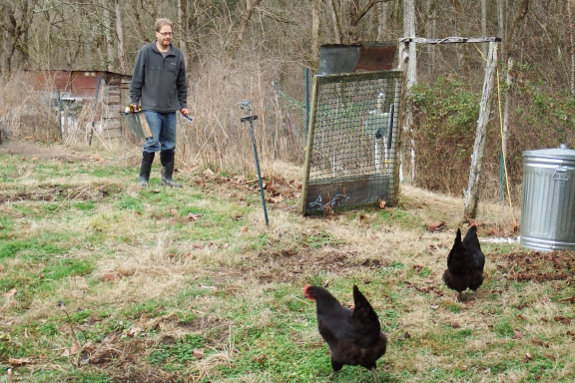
[300,76,320,214]
[392,71,408,205]
[464,41,498,219]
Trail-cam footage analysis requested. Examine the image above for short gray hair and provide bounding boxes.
[155,18,174,32]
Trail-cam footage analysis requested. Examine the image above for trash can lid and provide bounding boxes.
[523,144,575,159]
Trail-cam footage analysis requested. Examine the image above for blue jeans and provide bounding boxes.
[143,111,177,153]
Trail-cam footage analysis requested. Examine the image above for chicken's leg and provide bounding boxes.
[371,367,378,383]
[327,371,336,381]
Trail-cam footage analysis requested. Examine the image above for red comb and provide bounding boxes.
[304,284,315,300]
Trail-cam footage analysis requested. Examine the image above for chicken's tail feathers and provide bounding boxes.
[454,228,462,246]
[352,285,381,332]
[462,224,482,252]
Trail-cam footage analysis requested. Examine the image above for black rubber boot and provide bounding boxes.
[160,151,182,188]
[138,151,155,187]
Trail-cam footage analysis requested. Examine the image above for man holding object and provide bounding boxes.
[130,18,189,187]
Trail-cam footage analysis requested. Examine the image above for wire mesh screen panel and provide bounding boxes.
[301,70,405,215]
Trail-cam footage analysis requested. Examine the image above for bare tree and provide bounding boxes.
[311,0,320,63]
[326,0,342,44]
[376,1,389,41]
[114,0,125,72]
[568,0,575,95]
[0,0,36,72]
[230,0,263,58]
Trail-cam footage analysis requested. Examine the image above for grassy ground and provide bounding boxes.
[0,140,574,383]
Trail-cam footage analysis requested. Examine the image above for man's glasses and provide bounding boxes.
[157,32,173,37]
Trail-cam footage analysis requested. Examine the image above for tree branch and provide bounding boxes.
[504,0,529,60]
[353,0,393,25]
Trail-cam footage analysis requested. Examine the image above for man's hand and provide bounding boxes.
[125,103,141,113]
[180,108,190,116]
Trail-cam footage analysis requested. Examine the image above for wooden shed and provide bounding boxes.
[30,70,132,142]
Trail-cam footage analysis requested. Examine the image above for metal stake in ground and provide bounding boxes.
[238,100,269,226]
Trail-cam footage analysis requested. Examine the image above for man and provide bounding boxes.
[130,18,189,188]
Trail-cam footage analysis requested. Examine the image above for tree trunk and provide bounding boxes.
[464,41,498,219]
[502,57,513,160]
[348,0,393,43]
[504,0,529,62]
[376,1,389,41]
[310,0,320,63]
[177,0,188,64]
[103,0,115,71]
[115,0,125,73]
[449,0,463,69]
[481,0,487,58]
[425,0,436,78]
[1,9,9,74]
[497,0,505,43]
[568,0,575,96]
[230,0,262,58]
[404,0,416,181]
[326,0,342,44]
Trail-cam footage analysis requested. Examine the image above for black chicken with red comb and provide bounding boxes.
[304,284,387,382]
[442,223,485,301]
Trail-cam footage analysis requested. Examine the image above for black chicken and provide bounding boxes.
[442,223,485,301]
[304,284,387,382]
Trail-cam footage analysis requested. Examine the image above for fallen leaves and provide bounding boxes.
[127,326,142,337]
[558,296,575,303]
[412,265,424,273]
[188,212,203,221]
[554,316,574,325]
[405,281,443,296]
[492,249,575,282]
[397,331,411,341]
[8,358,31,366]
[267,194,284,204]
[427,221,445,232]
[71,341,80,354]
[102,273,116,282]
[0,264,4,273]
[489,221,519,237]
[513,330,524,339]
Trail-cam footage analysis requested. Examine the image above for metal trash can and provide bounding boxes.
[521,144,575,251]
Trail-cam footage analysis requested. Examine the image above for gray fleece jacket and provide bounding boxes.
[130,41,188,113]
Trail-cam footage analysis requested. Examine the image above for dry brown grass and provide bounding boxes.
[0,125,573,382]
